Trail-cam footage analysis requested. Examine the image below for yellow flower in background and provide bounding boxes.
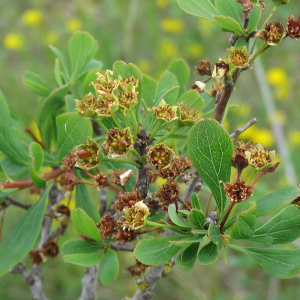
[3,33,23,50]
[273,110,286,125]
[236,103,252,116]
[160,38,178,58]
[239,125,274,148]
[289,131,300,146]
[198,19,215,38]
[161,18,184,34]
[29,119,41,141]
[44,30,59,44]
[137,60,151,73]
[156,0,169,8]
[22,9,43,26]
[66,18,82,32]
[266,68,287,85]
[186,42,204,58]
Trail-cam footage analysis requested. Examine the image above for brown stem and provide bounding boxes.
[110,243,134,252]
[230,118,257,140]
[177,198,191,211]
[219,201,235,230]
[1,197,32,210]
[80,169,96,179]
[25,127,45,149]
[206,193,213,217]
[136,227,161,234]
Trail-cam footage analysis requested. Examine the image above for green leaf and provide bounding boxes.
[177,0,219,22]
[113,61,143,84]
[176,243,200,274]
[214,16,245,34]
[23,72,51,97]
[176,90,205,111]
[69,32,98,80]
[63,239,104,267]
[169,234,204,246]
[235,38,248,49]
[0,159,28,181]
[0,188,19,203]
[247,6,261,34]
[28,142,46,188]
[75,179,100,223]
[54,58,63,86]
[0,93,28,165]
[49,45,70,79]
[142,74,157,108]
[250,206,300,246]
[188,119,233,215]
[208,224,222,249]
[256,186,299,217]
[229,244,300,279]
[155,71,179,105]
[168,206,194,229]
[188,209,206,228]
[99,249,119,286]
[215,0,241,25]
[191,192,201,210]
[82,59,103,74]
[198,242,218,264]
[231,202,257,240]
[134,235,183,265]
[83,71,98,97]
[0,183,52,276]
[167,59,190,95]
[36,83,72,151]
[71,208,103,244]
[56,112,93,161]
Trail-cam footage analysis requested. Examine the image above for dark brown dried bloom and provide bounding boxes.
[255,21,285,45]
[205,80,224,99]
[59,171,79,192]
[147,143,174,170]
[295,197,300,208]
[94,172,109,189]
[42,241,59,258]
[212,59,229,78]
[124,259,149,277]
[103,127,133,156]
[191,81,206,93]
[114,226,138,244]
[52,204,70,227]
[224,179,254,203]
[154,180,180,207]
[110,169,133,186]
[29,249,45,265]
[286,16,300,41]
[195,58,212,76]
[158,156,193,179]
[231,141,253,170]
[98,213,116,238]
[114,189,142,212]
[147,167,158,185]
[61,149,77,171]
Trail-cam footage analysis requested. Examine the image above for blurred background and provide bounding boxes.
[0,0,300,299]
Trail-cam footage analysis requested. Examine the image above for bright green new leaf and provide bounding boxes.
[23,72,51,97]
[176,243,200,274]
[247,6,261,34]
[83,71,98,97]
[250,206,300,245]
[231,202,257,240]
[63,239,104,267]
[188,209,206,228]
[208,224,222,249]
[256,186,299,217]
[49,45,70,79]
[191,192,201,210]
[177,0,219,22]
[169,205,194,229]
[99,249,119,286]
[176,90,205,111]
[167,58,190,95]
[54,58,63,87]
[56,112,93,161]
[155,71,179,105]
[134,236,183,265]
[235,38,248,49]
[69,32,98,80]
[71,208,103,244]
[188,119,233,215]
[0,183,52,276]
[198,242,219,264]
[229,244,300,279]
[214,16,245,34]
[28,142,46,188]
[215,0,242,25]
[82,59,103,74]
[113,61,143,84]
[142,74,157,108]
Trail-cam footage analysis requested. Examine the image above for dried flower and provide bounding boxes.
[195,58,212,76]
[177,102,200,126]
[51,204,70,227]
[98,213,116,238]
[205,80,224,99]
[103,127,133,157]
[224,179,254,203]
[42,241,59,258]
[286,16,300,41]
[154,180,180,207]
[111,169,133,186]
[146,167,159,184]
[158,156,193,179]
[245,144,276,170]
[231,141,253,171]
[61,149,77,171]
[124,259,149,277]
[147,143,175,170]
[114,189,142,212]
[123,201,150,230]
[255,22,285,45]
[29,249,45,265]
[114,227,138,244]
[191,81,206,93]
[94,172,109,189]
[228,46,251,68]
[153,99,178,123]
[59,171,79,192]
[212,59,229,78]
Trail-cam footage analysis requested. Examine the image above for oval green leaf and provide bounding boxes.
[188,209,206,228]
[99,249,119,286]
[247,6,261,34]
[23,72,51,97]
[198,242,218,264]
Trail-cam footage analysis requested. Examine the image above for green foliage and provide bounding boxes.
[198,242,219,264]
[247,6,262,34]
[208,224,223,249]
[99,249,119,286]
[188,209,206,228]
[28,142,46,188]
[176,243,200,274]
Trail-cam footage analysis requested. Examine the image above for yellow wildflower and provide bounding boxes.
[137,60,150,73]
[44,30,59,44]
[21,9,43,26]
[161,18,184,34]
[289,131,300,146]
[160,38,178,58]
[186,42,204,58]
[3,33,23,50]
[156,0,169,8]
[66,18,82,32]
[198,19,215,38]
[239,125,274,148]
[266,68,287,85]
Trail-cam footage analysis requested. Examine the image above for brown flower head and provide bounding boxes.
[123,201,150,230]
[205,80,224,99]
[231,141,254,170]
[61,149,77,171]
[212,59,229,79]
[114,227,138,244]
[75,137,102,170]
[114,189,142,212]
[178,102,200,126]
[147,143,175,170]
[195,58,212,76]
[153,99,178,123]
[94,172,109,189]
[255,21,285,45]
[98,213,116,238]
[245,144,275,170]
[146,167,159,184]
[111,169,133,186]
[103,127,133,157]
[224,179,254,203]
[51,204,70,227]
[59,171,79,192]
[29,249,45,266]
[42,241,59,258]
[229,46,251,68]
[158,156,193,179]
[124,259,149,277]
[191,81,206,93]
[154,180,180,207]
[286,16,300,41]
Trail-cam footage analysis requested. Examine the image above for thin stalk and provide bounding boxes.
[136,227,161,234]
[262,3,279,29]
[149,120,163,141]
[251,43,268,62]
[130,110,139,139]
[131,149,143,165]
[177,198,191,212]
[112,115,123,130]
[219,201,235,230]
[0,208,6,242]
[146,220,182,231]
[154,123,182,145]
[247,169,259,185]
[102,157,141,168]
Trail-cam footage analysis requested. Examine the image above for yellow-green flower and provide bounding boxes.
[160,38,178,58]
[3,33,23,50]
[66,18,82,32]
[156,0,169,8]
[161,18,184,34]
[21,9,43,27]
[245,144,276,170]
[153,99,178,123]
